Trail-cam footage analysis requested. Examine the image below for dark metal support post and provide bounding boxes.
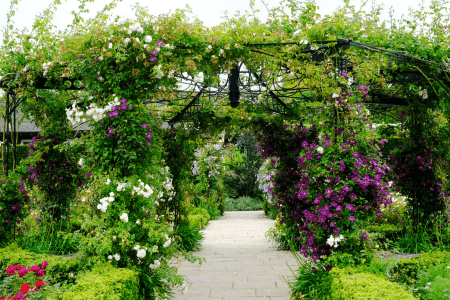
[229,63,240,108]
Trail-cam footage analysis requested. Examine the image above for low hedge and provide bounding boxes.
[0,243,80,281]
[187,207,210,230]
[61,263,139,300]
[366,224,404,240]
[330,266,415,300]
[388,250,450,285]
[0,244,140,299]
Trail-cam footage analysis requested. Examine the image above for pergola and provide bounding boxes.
[1,38,449,172]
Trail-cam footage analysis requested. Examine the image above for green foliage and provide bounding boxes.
[265,217,303,251]
[1,145,30,170]
[225,196,262,211]
[286,261,333,300]
[174,223,204,252]
[415,263,450,300]
[16,215,82,255]
[366,224,404,240]
[187,207,210,230]
[330,266,416,300]
[206,205,221,220]
[61,262,139,300]
[386,251,450,285]
[223,130,263,199]
[84,100,161,177]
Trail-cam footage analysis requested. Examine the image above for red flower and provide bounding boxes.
[35,280,45,288]
[20,284,30,293]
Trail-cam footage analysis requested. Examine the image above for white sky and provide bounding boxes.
[0,0,433,37]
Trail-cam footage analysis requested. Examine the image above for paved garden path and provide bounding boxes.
[171,211,299,300]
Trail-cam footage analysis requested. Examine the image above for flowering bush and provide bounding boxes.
[0,171,31,246]
[0,261,49,300]
[387,102,450,228]
[255,84,393,266]
[26,134,85,222]
[190,142,227,209]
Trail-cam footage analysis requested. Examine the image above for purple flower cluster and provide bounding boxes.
[142,123,153,148]
[254,112,392,266]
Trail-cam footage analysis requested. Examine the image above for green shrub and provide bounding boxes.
[366,224,404,240]
[207,205,220,220]
[187,207,210,229]
[61,262,139,300]
[330,266,415,300]
[387,251,450,285]
[1,144,31,169]
[415,263,450,300]
[225,197,262,211]
[174,223,204,252]
[287,262,333,300]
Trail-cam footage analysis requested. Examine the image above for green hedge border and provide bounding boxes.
[0,244,139,300]
[330,266,415,300]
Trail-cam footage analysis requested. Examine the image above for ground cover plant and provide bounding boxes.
[1,0,450,298]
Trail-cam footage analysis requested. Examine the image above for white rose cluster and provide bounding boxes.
[42,61,53,77]
[133,245,147,258]
[108,253,120,261]
[163,234,172,248]
[96,192,115,213]
[127,23,144,34]
[117,182,127,192]
[132,179,153,198]
[193,72,204,83]
[149,259,161,269]
[326,234,345,248]
[66,97,121,126]
[192,161,200,175]
[153,64,164,79]
[12,44,25,54]
[120,213,129,222]
[418,86,428,99]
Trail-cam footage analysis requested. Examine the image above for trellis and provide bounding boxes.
[1,38,449,172]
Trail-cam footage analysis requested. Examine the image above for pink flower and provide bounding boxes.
[349,216,356,222]
[18,267,28,277]
[41,260,48,270]
[141,123,148,129]
[28,266,40,272]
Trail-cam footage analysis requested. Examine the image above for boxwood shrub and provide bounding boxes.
[330,266,415,300]
[187,207,210,230]
[61,263,139,300]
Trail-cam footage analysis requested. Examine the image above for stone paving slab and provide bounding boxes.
[170,211,300,299]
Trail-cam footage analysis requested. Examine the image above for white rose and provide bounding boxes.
[113,253,120,261]
[316,146,324,154]
[108,255,112,260]
[137,249,146,258]
[108,43,112,49]
[120,213,129,222]
[145,35,152,43]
